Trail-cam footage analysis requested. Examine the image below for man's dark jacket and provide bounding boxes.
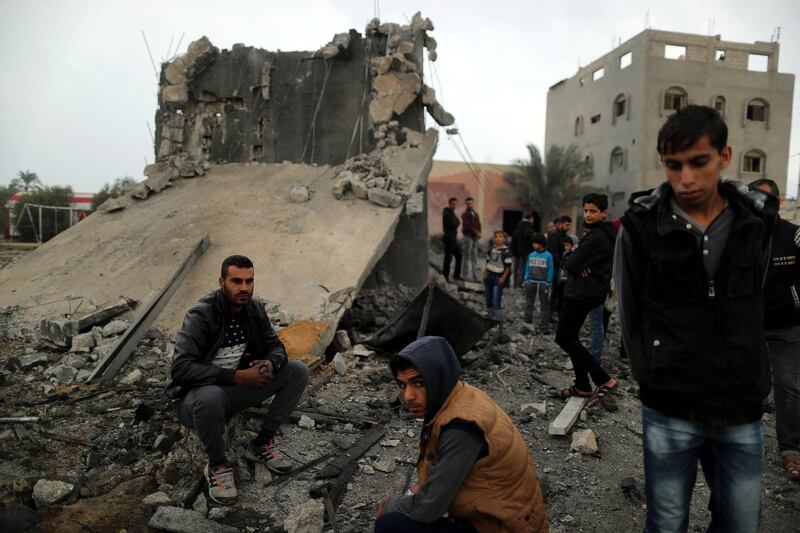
[547,229,567,269]
[562,221,615,306]
[442,207,460,236]
[165,290,288,400]
[620,179,777,425]
[511,220,534,258]
[461,208,481,239]
[764,216,800,330]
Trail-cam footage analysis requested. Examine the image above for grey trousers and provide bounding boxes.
[524,283,551,328]
[175,359,309,465]
[461,236,479,281]
[766,325,800,456]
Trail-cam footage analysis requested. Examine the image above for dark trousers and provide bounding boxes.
[549,281,563,322]
[375,513,476,532]
[442,234,462,280]
[512,256,526,288]
[175,360,309,465]
[556,297,612,391]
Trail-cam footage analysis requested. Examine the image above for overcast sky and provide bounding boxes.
[1,0,798,195]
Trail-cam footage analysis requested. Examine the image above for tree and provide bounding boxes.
[92,176,136,210]
[10,170,43,192]
[11,186,74,243]
[502,144,598,223]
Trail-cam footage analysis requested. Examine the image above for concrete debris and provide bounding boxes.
[369,72,422,123]
[19,352,49,370]
[360,464,376,475]
[379,439,400,447]
[352,344,375,358]
[148,506,237,533]
[101,320,129,337]
[208,506,231,520]
[98,194,131,213]
[332,330,352,352]
[283,498,325,533]
[373,456,396,473]
[521,401,548,416]
[426,100,455,127]
[401,127,424,147]
[120,368,143,385]
[331,151,412,208]
[367,188,403,209]
[570,429,599,455]
[405,191,424,215]
[298,414,316,429]
[289,185,311,203]
[143,491,172,506]
[45,364,78,384]
[191,492,208,515]
[70,331,96,353]
[33,479,74,507]
[333,353,348,375]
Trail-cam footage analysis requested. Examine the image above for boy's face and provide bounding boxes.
[661,135,731,211]
[494,232,506,246]
[532,242,545,252]
[583,203,608,225]
[564,242,574,252]
[395,368,427,418]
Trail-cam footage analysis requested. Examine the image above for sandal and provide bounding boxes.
[586,378,618,408]
[783,455,800,482]
[559,385,593,399]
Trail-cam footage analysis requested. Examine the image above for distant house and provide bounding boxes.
[427,160,525,238]
[4,191,94,239]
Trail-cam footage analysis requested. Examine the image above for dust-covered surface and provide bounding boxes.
[1,274,798,532]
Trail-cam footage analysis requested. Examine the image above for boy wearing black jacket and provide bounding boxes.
[555,194,617,405]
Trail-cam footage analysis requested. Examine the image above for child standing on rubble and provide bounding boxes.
[523,233,554,331]
[482,230,512,319]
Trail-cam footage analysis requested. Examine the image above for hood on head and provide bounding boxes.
[393,336,461,420]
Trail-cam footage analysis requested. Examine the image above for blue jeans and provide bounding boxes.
[484,272,505,317]
[766,325,800,456]
[641,405,763,533]
[588,304,604,364]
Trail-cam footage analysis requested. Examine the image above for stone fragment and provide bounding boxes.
[426,101,455,126]
[331,330,351,352]
[19,353,50,370]
[33,479,73,507]
[192,493,208,515]
[332,32,352,51]
[70,331,96,353]
[410,11,434,32]
[99,195,131,213]
[570,429,599,455]
[164,57,187,85]
[521,401,547,416]
[120,369,143,385]
[333,435,355,450]
[405,192,424,215]
[370,72,422,122]
[360,464,375,474]
[380,439,400,447]
[283,498,325,533]
[352,344,374,358]
[148,506,238,533]
[208,506,231,520]
[39,319,78,347]
[351,179,368,200]
[143,491,172,506]
[371,56,393,75]
[46,364,78,384]
[162,84,189,104]
[373,457,396,473]
[424,35,438,61]
[421,85,437,106]
[333,353,348,376]
[254,462,272,484]
[396,41,414,55]
[368,188,403,208]
[130,182,151,200]
[401,128,424,147]
[332,176,352,200]
[289,185,311,203]
[319,43,340,59]
[298,415,315,429]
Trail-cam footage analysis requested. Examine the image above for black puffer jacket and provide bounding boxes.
[165,290,287,400]
[563,221,616,305]
[764,217,800,330]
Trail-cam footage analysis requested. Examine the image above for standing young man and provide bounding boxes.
[166,255,309,505]
[751,178,800,482]
[616,105,777,531]
[460,196,482,282]
[511,213,536,288]
[442,197,463,282]
[547,216,571,323]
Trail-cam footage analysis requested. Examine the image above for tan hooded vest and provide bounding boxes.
[418,382,549,532]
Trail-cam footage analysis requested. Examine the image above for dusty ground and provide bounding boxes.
[0,260,798,532]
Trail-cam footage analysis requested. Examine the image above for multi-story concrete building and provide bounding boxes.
[546,29,795,216]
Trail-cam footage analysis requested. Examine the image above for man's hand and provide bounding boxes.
[579,267,592,278]
[375,496,389,519]
[233,360,273,388]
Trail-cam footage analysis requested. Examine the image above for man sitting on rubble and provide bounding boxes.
[165,255,309,505]
[374,336,548,532]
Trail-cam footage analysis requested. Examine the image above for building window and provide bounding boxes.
[715,49,727,61]
[664,44,687,60]
[619,51,632,69]
[579,77,585,87]
[613,93,628,125]
[712,95,726,117]
[748,54,769,72]
[610,147,624,173]
[590,114,601,124]
[582,155,593,181]
[574,116,584,136]
[746,98,768,122]
[592,67,604,81]
[742,150,766,175]
[663,86,687,112]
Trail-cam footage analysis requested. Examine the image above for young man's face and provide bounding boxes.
[661,135,731,210]
[448,199,457,209]
[583,203,608,225]
[465,199,474,209]
[494,232,506,246]
[219,265,254,308]
[395,368,427,418]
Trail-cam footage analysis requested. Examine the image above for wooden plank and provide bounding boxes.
[316,425,385,480]
[548,396,586,436]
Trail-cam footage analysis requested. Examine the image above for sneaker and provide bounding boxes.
[204,462,237,506]
[245,439,293,474]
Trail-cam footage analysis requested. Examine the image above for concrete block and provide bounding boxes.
[351,179,368,199]
[40,319,79,347]
[101,320,129,337]
[148,506,237,533]
[331,330,351,352]
[33,479,73,507]
[162,84,189,104]
[352,344,374,358]
[46,364,78,384]
[368,188,402,208]
[283,499,324,533]
[570,429,599,455]
[333,353,347,375]
[298,415,315,429]
[521,401,548,416]
[164,57,187,85]
[426,101,454,126]
[99,195,131,213]
[120,369,143,385]
[191,493,208,515]
[405,192,424,215]
[70,331,96,353]
[373,456,396,473]
[143,491,172,506]
[289,185,311,203]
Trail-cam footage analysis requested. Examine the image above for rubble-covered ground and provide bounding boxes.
[1,257,799,532]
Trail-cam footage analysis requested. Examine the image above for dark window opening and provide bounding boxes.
[590,114,601,124]
[746,101,767,122]
[743,151,765,174]
[664,88,687,111]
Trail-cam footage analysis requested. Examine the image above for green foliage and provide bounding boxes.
[11,186,74,242]
[10,170,43,192]
[502,144,598,222]
[92,176,136,210]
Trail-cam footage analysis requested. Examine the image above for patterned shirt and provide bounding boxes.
[210,315,248,370]
[486,245,512,274]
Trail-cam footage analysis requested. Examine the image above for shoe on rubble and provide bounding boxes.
[245,439,293,474]
[204,462,237,506]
